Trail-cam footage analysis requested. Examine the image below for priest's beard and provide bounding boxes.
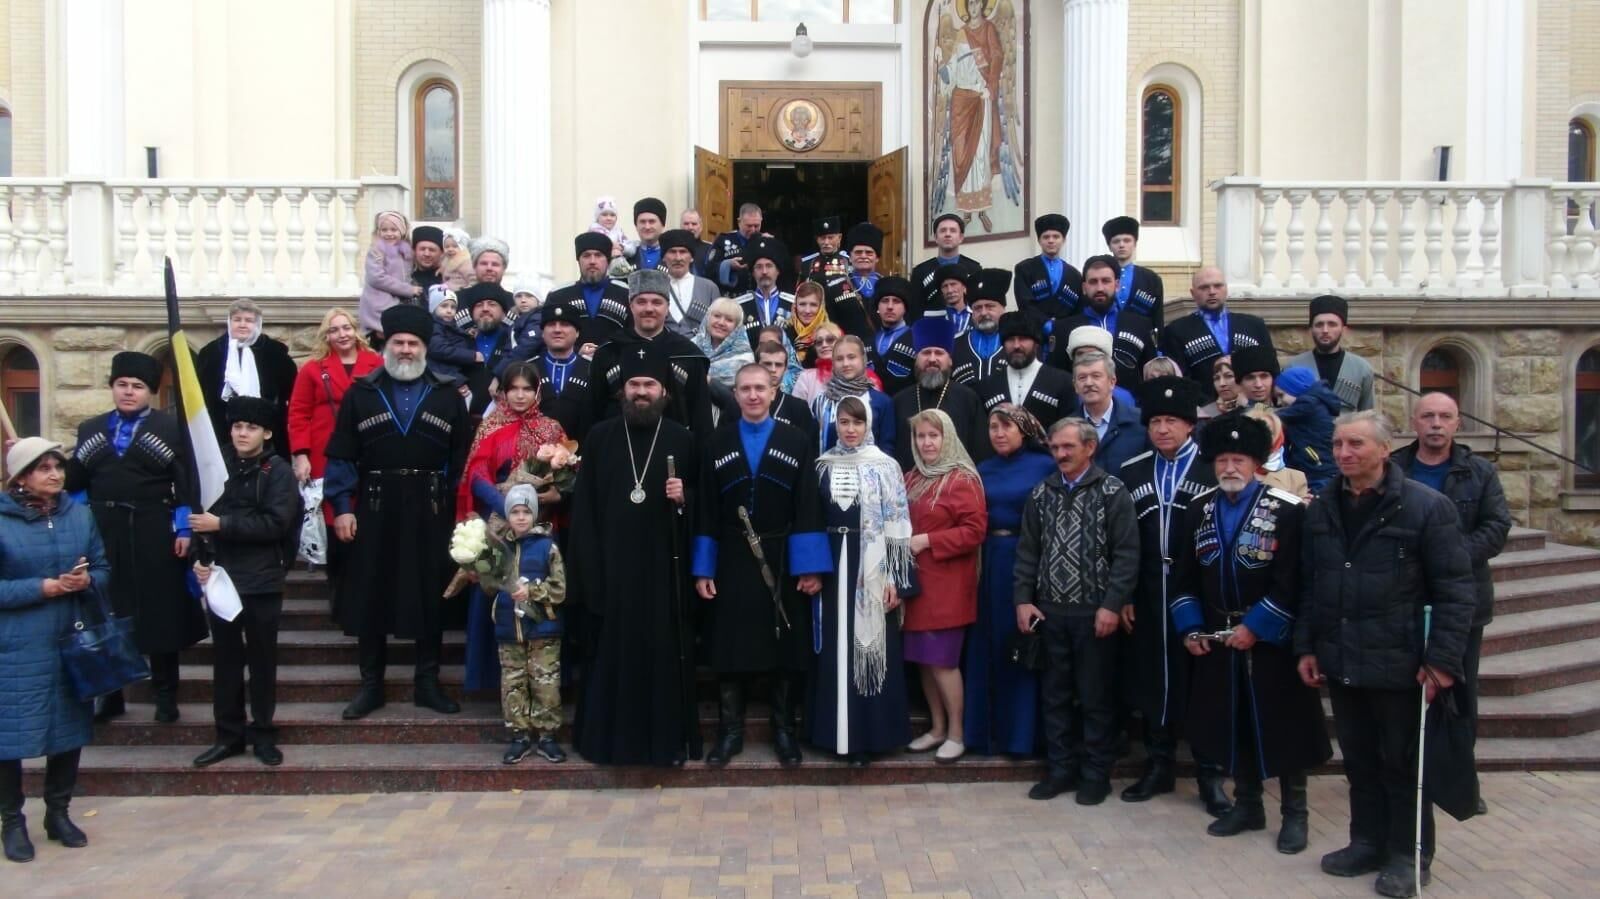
[918,368,949,391]
[622,394,670,427]
[383,348,427,381]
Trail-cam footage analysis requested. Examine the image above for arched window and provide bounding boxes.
[1420,347,1462,402]
[1140,86,1180,225]
[1,345,41,437]
[1569,118,1597,232]
[1577,348,1600,488]
[0,106,12,178]
[414,79,459,222]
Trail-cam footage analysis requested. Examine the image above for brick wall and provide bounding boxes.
[4,0,46,176]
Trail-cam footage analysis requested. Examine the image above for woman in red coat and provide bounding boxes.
[902,408,986,764]
[286,307,382,581]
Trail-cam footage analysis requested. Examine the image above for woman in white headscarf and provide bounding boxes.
[807,396,915,766]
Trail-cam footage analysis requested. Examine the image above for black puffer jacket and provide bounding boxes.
[1294,461,1476,689]
[1391,441,1512,627]
[208,451,301,594]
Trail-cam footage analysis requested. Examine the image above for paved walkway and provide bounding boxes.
[7,773,1596,897]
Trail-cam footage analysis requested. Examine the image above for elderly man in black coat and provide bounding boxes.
[1295,410,1476,898]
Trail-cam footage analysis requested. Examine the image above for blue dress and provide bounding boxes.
[963,448,1056,755]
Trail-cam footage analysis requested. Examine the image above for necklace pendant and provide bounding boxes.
[629,487,647,505]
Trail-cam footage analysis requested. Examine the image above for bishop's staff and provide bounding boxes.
[665,455,701,760]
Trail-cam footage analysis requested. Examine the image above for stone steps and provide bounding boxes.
[1479,638,1600,697]
[1489,542,1600,583]
[179,630,468,667]
[1481,603,1600,656]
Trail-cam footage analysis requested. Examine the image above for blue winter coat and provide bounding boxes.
[1276,382,1341,493]
[0,492,111,760]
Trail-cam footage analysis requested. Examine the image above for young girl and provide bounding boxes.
[359,210,422,337]
[494,484,568,765]
[440,227,475,292]
[588,197,630,258]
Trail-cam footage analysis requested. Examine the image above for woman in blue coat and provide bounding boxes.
[963,405,1056,756]
[0,438,111,862]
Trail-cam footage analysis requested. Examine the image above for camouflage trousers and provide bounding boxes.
[499,637,562,737]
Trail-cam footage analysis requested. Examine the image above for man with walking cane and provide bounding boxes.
[1295,410,1475,898]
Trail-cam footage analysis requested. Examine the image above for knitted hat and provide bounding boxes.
[504,483,540,520]
[1276,366,1320,398]
[426,285,456,314]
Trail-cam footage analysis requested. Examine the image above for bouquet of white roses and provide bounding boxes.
[443,517,518,598]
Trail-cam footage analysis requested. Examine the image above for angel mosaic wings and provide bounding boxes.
[930,0,1024,234]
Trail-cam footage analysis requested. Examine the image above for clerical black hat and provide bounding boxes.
[741,236,788,269]
[618,343,673,388]
[574,232,613,259]
[1229,344,1280,378]
[1200,411,1271,464]
[1309,294,1349,325]
[932,212,966,233]
[998,311,1039,343]
[1102,216,1140,243]
[970,268,1013,306]
[540,297,584,329]
[814,215,843,236]
[109,351,162,391]
[1034,213,1070,238]
[659,229,697,253]
[458,282,512,313]
[633,197,667,223]
[411,225,444,250]
[845,222,883,255]
[935,264,972,292]
[1138,376,1202,426]
[381,304,434,342]
[226,396,277,429]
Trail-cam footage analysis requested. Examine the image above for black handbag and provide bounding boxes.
[1007,629,1047,672]
[58,587,151,702]
[1424,686,1479,822]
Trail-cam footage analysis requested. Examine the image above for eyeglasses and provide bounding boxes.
[815,336,838,346]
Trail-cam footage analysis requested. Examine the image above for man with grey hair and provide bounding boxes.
[709,202,766,295]
[196,297,298,455]
[1013,416,1139,806]
[1073,351,1148,473]
[679,208,716,277]
[1296,409,1476,897]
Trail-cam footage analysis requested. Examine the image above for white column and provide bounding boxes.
[1464,0,1524,182]
[62,0,127,288]
[1062,0,1129,265]
[481,0,553,293]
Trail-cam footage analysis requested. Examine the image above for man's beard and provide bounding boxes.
[1086,296,1114,314]
[973,317,998,333]
[1217,473,1254,495]
[1006,349,1034,369]
[622,394,670,427]
[1315,336,1342,353]
[579,269,605,286]
[918,368,949,391]
[384,349,427,381]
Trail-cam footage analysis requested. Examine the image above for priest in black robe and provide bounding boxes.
[570,345,702,766]
[325,305,470,719]
[693,364,831,768]
[588,269,715,439]
[892,301,986,470]
[66,351,208,723]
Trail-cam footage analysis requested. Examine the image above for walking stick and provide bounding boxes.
[1415,604,1433,895]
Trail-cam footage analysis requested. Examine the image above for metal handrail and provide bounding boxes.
[1374,373,1598,474]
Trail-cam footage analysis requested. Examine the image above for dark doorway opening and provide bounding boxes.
[733,161,870,270]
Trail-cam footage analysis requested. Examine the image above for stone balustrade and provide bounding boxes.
[0,177,406,297]
[1214,177,1600,298]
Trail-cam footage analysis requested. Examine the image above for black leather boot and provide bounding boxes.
[1120,758,1176,802]
[342,637,387,720]
[412,634,459,714]
[770,677,803,768]
[0,761,32,863]
[1207,773,1266,836]
[93,689,126,724]
[42,751,86,848]
[151,653,181,723]
[1276,771,1309,854]
[705,680,746,768]
[1196,764,1234,819]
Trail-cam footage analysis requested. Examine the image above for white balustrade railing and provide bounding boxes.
[1214,177,1600,298]
[0,177,406,297]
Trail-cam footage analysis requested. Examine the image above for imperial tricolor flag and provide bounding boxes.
[164,257,228,511]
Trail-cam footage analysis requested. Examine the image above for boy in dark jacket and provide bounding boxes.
[425,285,477,383]
[1273,366,1340,493]
[189,396,301,768]
[495,485,568,765]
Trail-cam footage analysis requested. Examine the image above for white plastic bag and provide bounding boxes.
[297,478,327,566]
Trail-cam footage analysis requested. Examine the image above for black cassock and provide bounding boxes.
[570,416,700,765]
[588,331,716,439]
[692,419,831,674]
[1168,482,1331,780]
[890,381,989,471]
[66,410,208,654]
[1119,445,1215,748]
[323,370,468,639]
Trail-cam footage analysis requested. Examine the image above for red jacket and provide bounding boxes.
[287,352,383,517]
[903,471,986,632]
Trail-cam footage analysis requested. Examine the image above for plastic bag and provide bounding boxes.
[297,478,327,566]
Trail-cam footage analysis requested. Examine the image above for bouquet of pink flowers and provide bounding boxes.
[524,439,581,493]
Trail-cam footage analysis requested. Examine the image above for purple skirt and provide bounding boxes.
[904,627,965,668]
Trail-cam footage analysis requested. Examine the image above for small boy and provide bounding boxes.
[426,285,477,383]
[189,396,301,769]
[494,484,568,764]
[1274,366,1341,494]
